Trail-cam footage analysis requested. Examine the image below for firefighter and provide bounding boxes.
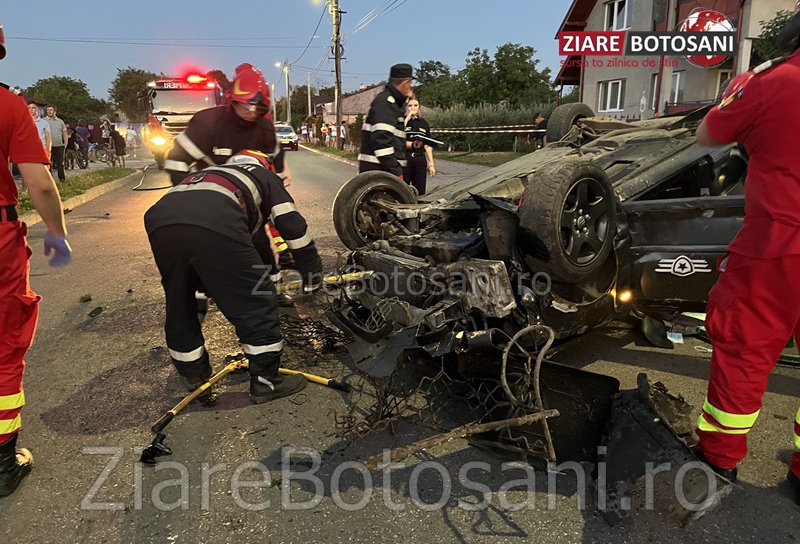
[694,4,800,503]
[144,150,322,404]
[0,23,72,497]
[358,63,414,177]
[165,63,294,306]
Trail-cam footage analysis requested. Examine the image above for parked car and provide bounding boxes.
[275,123,299,151]
[328,102,747,377]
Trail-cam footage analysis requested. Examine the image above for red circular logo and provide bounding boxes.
[678,9,735,68]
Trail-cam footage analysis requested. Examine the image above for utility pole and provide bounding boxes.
[330,0,344,149]
[284,59,291,124]
[307,72,312,119]
[270,83,276,121]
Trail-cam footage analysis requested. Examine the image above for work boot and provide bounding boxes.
[695,449,738,482]
[788,472,800,506]
[250,373,306,404]
[279,252,296,270]
[173,351,218,406]
[0,434,33,498]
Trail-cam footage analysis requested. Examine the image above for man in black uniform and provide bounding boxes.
[144,150,323,403]
[358,63,413,176]
[165,63,293,305]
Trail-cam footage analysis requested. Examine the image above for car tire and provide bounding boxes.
[333,171,418,250]
[518,161,617,283]
[546,103,594,143]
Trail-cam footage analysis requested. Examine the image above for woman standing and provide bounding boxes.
[403,97,435,195]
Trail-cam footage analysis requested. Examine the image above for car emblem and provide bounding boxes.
[655,255,712,277]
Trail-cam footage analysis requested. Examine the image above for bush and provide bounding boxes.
[426,102,557,152]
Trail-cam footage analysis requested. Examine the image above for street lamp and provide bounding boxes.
[275,59,290,124]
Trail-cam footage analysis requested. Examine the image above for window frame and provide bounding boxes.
[598,79,626,112]
[604,0,632,31]
[670,70,685,103]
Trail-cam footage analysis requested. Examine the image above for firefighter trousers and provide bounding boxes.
[148,225,284,381]
[697,252,800,478]
[0,222,40,445]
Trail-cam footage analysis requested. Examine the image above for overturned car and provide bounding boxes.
[328,102,745,375]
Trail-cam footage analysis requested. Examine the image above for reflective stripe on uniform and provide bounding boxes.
[168,182,241,206]
[205,167,264,231]
[703,399,760,430]
[358,153,380,164]
[362,123,406,139]
[168,346,205,362]
[374,147,395,157]
[176,132,215,166]
[242,341,284,355]
[270,272,282,282]
[697,415,750,435]
[164,159,190,172]
[285,232,313,250]
[0,415,21,435]
[270,202,297,222]
[0,391,24,411]
[794,408,800,449]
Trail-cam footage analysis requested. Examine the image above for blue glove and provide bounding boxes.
[44,233,72,267]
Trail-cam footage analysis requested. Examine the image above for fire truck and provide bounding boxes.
[144,74,225,169]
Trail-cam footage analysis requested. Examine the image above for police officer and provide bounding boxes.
[145,150,322,404]
[358,63,414,176]
[403,96,436,195]
[694,3,800,503]
[165,63,293,306]
[0,23,72,497]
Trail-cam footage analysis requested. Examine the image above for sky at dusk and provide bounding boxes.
[1,0,573,99]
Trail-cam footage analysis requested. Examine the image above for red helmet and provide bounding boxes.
[0,25,6,60]
[226,149,276,172]
[230,63,270,112]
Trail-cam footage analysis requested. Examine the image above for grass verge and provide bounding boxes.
[18,167,135,214]
[302,144,358,162]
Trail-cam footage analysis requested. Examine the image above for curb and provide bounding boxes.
[20,170,143,227]
[299,144,358,167]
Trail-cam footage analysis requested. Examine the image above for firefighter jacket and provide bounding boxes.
[164,106,285,185]
[358,84,408,176]
[144,163,322,282]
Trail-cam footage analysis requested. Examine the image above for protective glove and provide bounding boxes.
[44,233,72,267]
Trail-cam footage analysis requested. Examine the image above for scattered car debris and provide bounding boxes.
[79,294,92,303]
[87,307,103,318]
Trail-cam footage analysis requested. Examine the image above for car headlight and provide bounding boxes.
[150,136,166,146]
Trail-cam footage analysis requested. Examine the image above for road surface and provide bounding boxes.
[1,149,798,543]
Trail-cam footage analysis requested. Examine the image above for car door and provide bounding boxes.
[618,194,744,314]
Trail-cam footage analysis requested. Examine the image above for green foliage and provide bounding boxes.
[348,113,364,145]
[752,10,796,63]
[205,69,231,93]
[315,116,324,140]
[427,102,556,152]
[414,43,555,110]
[24,76,109,123]
[560,86,580,104]
[18,167,134,214]
[108,67,159,122]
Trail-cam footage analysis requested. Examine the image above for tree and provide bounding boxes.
[206,69,231,93]
[24,76,108,122]
[458,48,499,105]
[493,43,555,106]
[415,60,459,108]
[109,67,159,122]
[752,10,795,65]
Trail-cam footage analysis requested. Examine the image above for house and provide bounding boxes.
[554,0,795,120]
[313,95,334,120]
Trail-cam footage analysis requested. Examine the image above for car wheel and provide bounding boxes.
[546,103,594,143]
[333,171,418,249]
[518,161,617,283]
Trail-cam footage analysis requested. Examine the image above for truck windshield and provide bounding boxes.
[150,89,217,114]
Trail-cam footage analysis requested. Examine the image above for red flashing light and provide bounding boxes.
[186,74,206,83]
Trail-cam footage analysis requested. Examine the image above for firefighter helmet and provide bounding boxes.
[230,63,270,111]
[227,149,276,172]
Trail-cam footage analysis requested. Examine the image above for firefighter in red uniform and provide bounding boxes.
[695,5,800,503]
[165,63,295,307]
[0,23,72,497]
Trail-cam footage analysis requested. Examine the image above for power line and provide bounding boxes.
[291,4,329,65]
[8,36,325,49]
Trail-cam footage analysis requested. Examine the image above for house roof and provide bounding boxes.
[314,95,334,106]
[556,0,598,37]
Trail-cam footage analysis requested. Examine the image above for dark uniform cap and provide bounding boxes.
[389,63,413,79]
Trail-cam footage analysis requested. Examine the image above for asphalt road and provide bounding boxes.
[1,149,798,543]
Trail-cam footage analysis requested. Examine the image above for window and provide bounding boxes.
[598,79,626,112]
[715,70,732,98]
[649,73,659,111]
[670,71,685,103]
[605,0,632,30]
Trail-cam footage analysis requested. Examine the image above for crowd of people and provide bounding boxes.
[23,100,140,178]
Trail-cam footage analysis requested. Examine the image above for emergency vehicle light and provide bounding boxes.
[186,74,206,83]
[206,82,216,88]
